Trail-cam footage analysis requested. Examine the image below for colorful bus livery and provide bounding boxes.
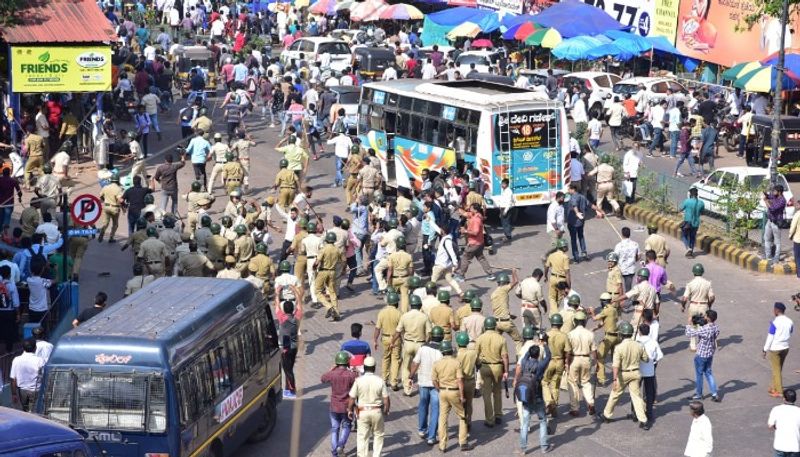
[37,278,282,457]
[357,79,569,207]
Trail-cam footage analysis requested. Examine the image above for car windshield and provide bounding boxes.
[743,175,766,188]
[336,91,360,104]
[612,83,640,96]
[457,55,489,66]
[43,369,167,433]
[318,42,351,55]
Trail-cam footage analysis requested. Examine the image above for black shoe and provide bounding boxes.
[640,421,652,430]
[595,412,610,423]
[494,417,501,425]
[627,413,637,422]
[541,444,553,454]
[108,238,117,243]
[711,395,721,403]
[483,421,494,428]
[325,308,333,318]
[460,443,474,452]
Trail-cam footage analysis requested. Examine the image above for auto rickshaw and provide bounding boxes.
[352,47,395,80]
[174,46,217,97]
[745,115,800,171]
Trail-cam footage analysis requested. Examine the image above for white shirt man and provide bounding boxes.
[35,339,54,363]
[768,393,800,455]
[765,310,794,353]
[684,411,713,457]
[623,148,642,179]
[636,332,663,377]
[143,45,157,62]
[210,19,225,38]
[668,106,682,132]
[607,101,625,127]
[327,133,353,160]
[649,102,666,129]
[382,66,398,81]
[303,87,319,108]
[588,117,603,142]
[546,198,565,235]
[614,237,640,276]
[35,220,60,245]
[495,184,514,216]
[515,75,529,89]
[752,94,768,115]
[10,349,45,392]
[634,88,648,113]
[421,61,437,80]
[572,95,588,124]
[434,232,459,270]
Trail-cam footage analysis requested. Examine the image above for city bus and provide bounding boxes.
[357,79,570,207]
[36,278,282,457]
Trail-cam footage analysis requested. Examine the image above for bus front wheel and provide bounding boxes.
[248,395,277,442]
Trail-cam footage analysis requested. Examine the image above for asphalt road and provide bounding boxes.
[58,95,800,457]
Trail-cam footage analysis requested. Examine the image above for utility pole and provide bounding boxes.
[770,0,791,187]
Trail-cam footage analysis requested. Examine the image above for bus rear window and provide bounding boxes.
[44,370,167,433]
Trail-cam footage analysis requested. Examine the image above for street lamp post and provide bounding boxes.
[770,0,791,187]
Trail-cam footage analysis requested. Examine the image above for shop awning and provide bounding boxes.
[2,0,116,44]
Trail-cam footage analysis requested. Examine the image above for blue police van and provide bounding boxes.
[0,406,92,456]
[36,278,282,457]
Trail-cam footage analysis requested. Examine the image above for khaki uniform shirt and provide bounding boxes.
[567,326,596,357]
[99,183,123,207]
[302,234,323,257]
[231,139,255,160]
[545,251,570,278]
[490,284,513,319]
[195,227,213,253]
[376,306,402,337]
[317,244,344,271]
[561,307,579,334]
[217,268,242,279]
[20,207,40,236]
[222,161,246,180]
[396,195,412,215]
[683,277,714,303]
[186,191,215,212]
[234,236,255,263]
[457,347,478,380]
[330,227,349,253]
[349,372,388,407]
[606,266,623,294]
[290,230,308,257]
[139,238,167,264]
[221,225,238,242]
[465,191,485,209]
[126,230,148,255]
[387,251,413,278]
[476,330,508,364]
[275,168,298,189]
[613,338,649,370]
[346,153,362,174]
[516,277,544,305]
[36,175,60,198]
[25,134,45,157]
[546,328,571,359]
[357,166,380,189]
[249,254,274,279]
[177,252,214,277]
[462,314,485,343]
[432,356,462,389]
[626,281,659,309]
[429,304,454,335]
[191,115,212,132]
[455,304,471,329]
[644,234,668,259]
[396,309,431,342]
[594,163,615,184]
[207,235,230,264]
[210,142,230,163]
[381,228,403,254]
[124,275,155,296]
[159,229,182,256]
[597,305,619,333]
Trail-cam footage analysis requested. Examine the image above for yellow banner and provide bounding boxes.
[653,0,680,44]
[11,46,112,93]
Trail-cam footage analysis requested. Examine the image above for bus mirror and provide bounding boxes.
[485,198,494,206]
[73,427,89,439]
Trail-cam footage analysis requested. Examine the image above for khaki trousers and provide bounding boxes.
[496,320,523,353]
[98,207,120,240]
[380,336,401,387]
[480,363,504,423]
[278,188,295,209]
[687,303,709,351]
[208,162,225,192]
[391,277,410,313]
[568,356,594,411]
[596,335,621,384]
[769,349,789,393]
[438,389,468,450]
[521,304,543,329]
[603,370,647,422]
[543,358,564,408]
[597,182,620,212]
[315,270,338,316]
[431,264,463,295]
[68,237,89,276]
[402,341,422,395]
[356,408,384,457]
[295,255,307,298]
[463,378,475,425]
[307,258,319,303]
[375,258,389,290]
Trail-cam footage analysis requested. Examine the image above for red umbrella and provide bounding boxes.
[513,21,540,41]
[471,38,494,49]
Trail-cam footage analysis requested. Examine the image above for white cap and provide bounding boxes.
[363,356,376,368]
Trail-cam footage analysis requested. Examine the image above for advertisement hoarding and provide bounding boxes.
[583,0,680,43]
[675,0,800,67]
[11,46,112,93]
[477,0,524,14]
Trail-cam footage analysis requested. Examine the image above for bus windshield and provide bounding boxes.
[43,369,167,433]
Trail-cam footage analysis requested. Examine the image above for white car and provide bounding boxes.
[330,86,360,133]
[612,77,687,104]
[690,166,795,219]
[456,50,501,75]
[280,37,352,72]
[562,71,621,118]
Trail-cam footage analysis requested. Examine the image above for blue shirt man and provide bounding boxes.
[341,322,371,371]
[186,134,211,164]
[233,62,248,83]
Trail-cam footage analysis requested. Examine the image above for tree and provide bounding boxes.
[743,0,800,29]
[0,0,28,28]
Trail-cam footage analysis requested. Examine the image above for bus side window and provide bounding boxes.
[384,110,397,134]
[262,310,280,354]
[369,105,384,131]
[250,319,264,365]
[424,118,439,146]
[194,358,213,408]
[468,127,478,155]
[226,332,244,380]
[359,102,371,133]
[213,346,232,393]
[177,370,195,424]
[397,112,410,137]
[410,115,423,141]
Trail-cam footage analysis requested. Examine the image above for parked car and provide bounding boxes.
[689,166,795,219]
[418,45,456,62]
[330,86,360,133]
[280,37,352,72]
[612,77,687,104]
[562,71,621,118]
[518,68,569,87]
[0,407,92,457]
[456,50,501,74]
[329,29,367,44]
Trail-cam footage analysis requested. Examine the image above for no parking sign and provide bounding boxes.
[70,194,103,226]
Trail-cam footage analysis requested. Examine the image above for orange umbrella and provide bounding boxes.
[513,22,540,41]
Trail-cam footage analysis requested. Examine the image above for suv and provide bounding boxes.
[612,77,687,104]
[562,71,621,118]
[456,50,501,75]
[280,37,352,72]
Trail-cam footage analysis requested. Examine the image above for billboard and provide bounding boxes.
[675,0,800,67]
[11,46,112,93]
[583,0,680,42]
[477,0,524,14]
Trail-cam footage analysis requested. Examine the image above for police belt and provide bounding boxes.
[481,361,503,365]
[622,368,639,372]
[440,387,459,391]
[216,161,227,164]
[382,333,393,337]
[404,338,425,343]
[599,180,612,184]
[280,186,295,189]
[520,303,539,309]
[690,301,708,304]
[226,178,241,182]
[319,268,336,271]
[145,260,162,264]
[550,273,566,278]
[357,405,382,411]
[606,332,619,336]
[497,318,511,322]
[572,354,589,357]
[306,255,316,259]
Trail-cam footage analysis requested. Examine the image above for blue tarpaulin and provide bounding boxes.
[425,6,491,25]
[603,30,653,53]
[531,0,626,38]
[552,35,607,61]
[584,42,637,61]
[647,36,681,55]
[420,16,455,46]
[501,13,537,30]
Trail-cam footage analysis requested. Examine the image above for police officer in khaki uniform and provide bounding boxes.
[491,270,524,353]
[138,227,168,277]
[121,218,149,268]
[287,219,309,299]
[590,293,621,386]
[614,268,659,331]
[206,223,229,272]
[315,232,345,321]
[195,216,213,255]
[347,356,390,457]
[455,331,478,429]
[356,157,381,200]
[98,175,124,242]
[222,153,247,195]
[159,216,182,276]
[34,164,60,220]
[454,290,477,331]
[190,107,213,132]
[124,264,155,296]
[461,298,485,348]
[19,199,41,239]
[543,314,571,417]
[464,181,486,211]
[345,145,362,205]
[233,225,255,272]
[588,155,621,216]
[429,290,456,342]
[561,295,583,335]
[176,240,213,276]
[374,291,402,390]
[605,252,624,304]
[644,224,669,267]
[386,236,414,313]
[475,316,509,427]
[681,263,715,351]
[516,269,546,329]
[391,295,431,396]
[217,255,242,279]
[249,243,275,293]
[273,159,299,209]
[207,133,230,193]
[566,310,597,417]
[596,322,650,429]
[184,182,215,235]
[544,239,570,315]
[433,340,473,452]
[302,221,323,305]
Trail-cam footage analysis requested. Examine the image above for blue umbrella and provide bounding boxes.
[761,53,800,79]
[552,35,606,61]
[647,36,681,55]
[531,0,626,38]
[584,42,637,61]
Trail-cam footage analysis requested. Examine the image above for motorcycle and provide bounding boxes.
[113,94,137,122]
[717,114,740,152]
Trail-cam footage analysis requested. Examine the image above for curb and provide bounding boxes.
[623,204,797,276]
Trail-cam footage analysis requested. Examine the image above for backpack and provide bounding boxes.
[0,281,10,309]
[29,247,48,277]
[514,355,542,405]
